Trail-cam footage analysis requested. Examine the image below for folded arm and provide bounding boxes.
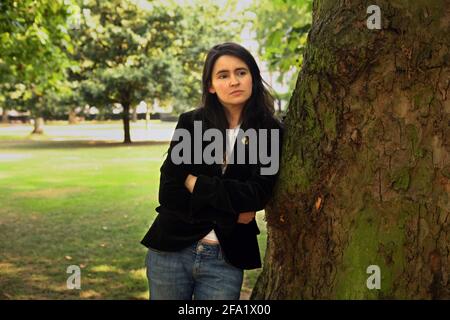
[188,125,283,222]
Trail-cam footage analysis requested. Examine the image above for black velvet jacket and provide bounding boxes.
[140,108,284,270]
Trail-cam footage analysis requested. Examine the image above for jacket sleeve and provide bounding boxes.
[190,124,284,220]
[157,112,193,223]
[159,112,192,185]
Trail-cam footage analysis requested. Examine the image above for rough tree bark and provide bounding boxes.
[122,101,132,144]
[252,0,449,299]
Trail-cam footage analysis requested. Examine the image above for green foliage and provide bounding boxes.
[70,0,177,111]
[1,0,244,130]
[70,0,243,114]
[0,0,73,82]
[0,0,77,117]
[250,0,312,92]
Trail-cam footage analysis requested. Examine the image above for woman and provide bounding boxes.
[141,42,284,300]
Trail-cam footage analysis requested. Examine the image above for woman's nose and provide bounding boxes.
[229,75,240,86]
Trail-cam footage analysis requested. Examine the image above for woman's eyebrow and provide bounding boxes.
[215,67,248,75]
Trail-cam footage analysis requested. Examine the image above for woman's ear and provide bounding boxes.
[208,80,216,94]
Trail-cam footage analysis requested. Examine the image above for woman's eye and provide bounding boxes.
[218,74,227,79]
[238,71,247,76]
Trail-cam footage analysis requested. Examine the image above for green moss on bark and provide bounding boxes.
[333,198,409,299]
[323,110,337,141]
[391,167,411,191]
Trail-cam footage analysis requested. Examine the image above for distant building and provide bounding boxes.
[0,108,31,123]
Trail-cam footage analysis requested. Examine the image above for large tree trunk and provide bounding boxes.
[132,106,138,123]
[252,0,449,299]
[32,117,45,134]
[2,107,8,123]
[122,102,132,144]
[68,109,78,124]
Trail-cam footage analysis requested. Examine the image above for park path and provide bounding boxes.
[0,121,177,142]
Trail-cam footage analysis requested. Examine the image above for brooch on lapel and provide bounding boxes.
[241,136,249,145]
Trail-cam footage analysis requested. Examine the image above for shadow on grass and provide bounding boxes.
[0,140,169,151]
[0,256,149,300]
[0,212,151,299]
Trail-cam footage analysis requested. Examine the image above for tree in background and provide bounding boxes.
[251,0,312,107]
[69,0,243,143]
[253,0,449,299]
[69,0,179,143]
[166,0,246,113]
[0,0,76,132]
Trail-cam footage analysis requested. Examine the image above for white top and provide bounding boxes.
[202,123,241,244]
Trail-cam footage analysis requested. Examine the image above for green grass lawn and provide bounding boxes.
[0,122,267,299]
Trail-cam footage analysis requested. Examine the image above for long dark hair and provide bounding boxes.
[199,42,276,132]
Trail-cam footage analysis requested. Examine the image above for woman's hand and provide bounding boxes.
[184,174,197,193]
[237,211,256,224]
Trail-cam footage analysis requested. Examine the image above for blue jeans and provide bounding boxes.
[145,241,244,300]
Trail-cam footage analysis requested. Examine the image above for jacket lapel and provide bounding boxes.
[195,110,253,178]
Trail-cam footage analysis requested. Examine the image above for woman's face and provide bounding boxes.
[208,55,253,110]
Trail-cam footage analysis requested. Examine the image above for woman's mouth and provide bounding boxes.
[230,90,244,96]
